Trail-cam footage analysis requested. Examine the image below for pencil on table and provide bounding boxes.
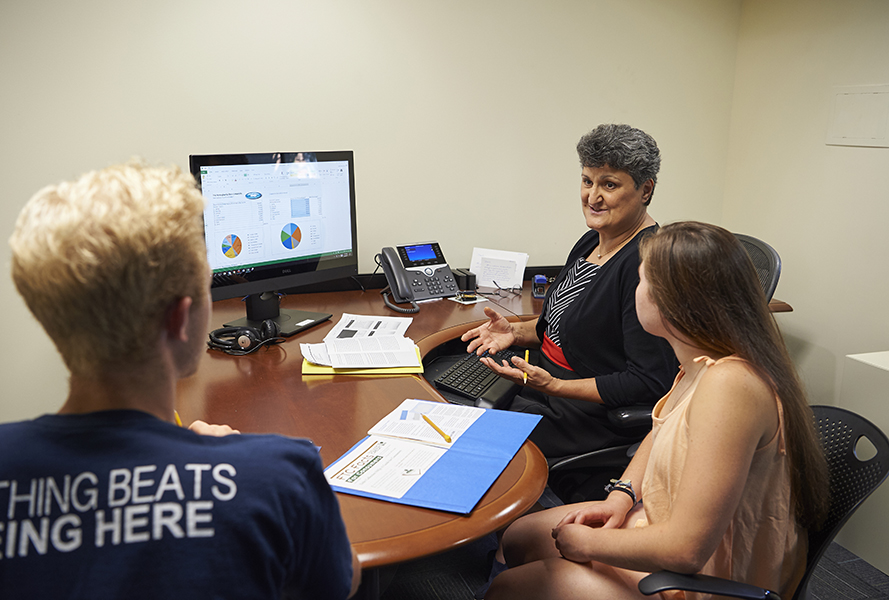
[422,414,452,443]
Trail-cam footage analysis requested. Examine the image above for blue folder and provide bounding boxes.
[326,408,542,514]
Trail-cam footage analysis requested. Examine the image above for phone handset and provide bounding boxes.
[377,242,458,314]
[378,247,420,313]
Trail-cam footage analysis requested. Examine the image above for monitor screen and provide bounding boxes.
[189,151,358,336]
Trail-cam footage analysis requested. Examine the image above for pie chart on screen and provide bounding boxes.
[281,223,302,249]
[222,234,242,258]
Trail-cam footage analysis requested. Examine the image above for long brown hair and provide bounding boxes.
[639,221,828,529]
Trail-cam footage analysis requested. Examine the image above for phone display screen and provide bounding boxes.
[398,242,447,268]
[404,244,436,262]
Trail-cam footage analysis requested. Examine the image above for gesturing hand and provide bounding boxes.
[479,353,553,390]
[460,307,516,356]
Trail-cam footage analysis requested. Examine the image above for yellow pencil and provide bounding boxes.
[174,410,183,427]
[523,350,529,384]
[422,414,452,443]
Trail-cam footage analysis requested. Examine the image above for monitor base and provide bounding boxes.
[224,292,331,337]
[223,309,332,337]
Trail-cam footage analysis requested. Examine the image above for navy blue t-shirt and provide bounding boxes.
[0,410,353,599]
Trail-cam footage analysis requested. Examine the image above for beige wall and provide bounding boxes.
[723,0,889,407]
[0,0,740,421]
[723,0,889,571]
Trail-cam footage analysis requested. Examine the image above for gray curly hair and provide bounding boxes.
[577,124,661,204]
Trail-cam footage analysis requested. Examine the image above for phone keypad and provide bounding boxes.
[425,274,456,296]
[410,270,457,299]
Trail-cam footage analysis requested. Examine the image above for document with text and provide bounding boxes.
[300,313,420,368]
[469,247,529,289]
[324,399,542,513]
[325,400,484,498]
[368,399,484,447]
[324,313,413,341]
[325,436,446,499]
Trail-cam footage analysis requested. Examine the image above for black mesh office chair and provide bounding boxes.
[547,233,782,503]
[639,405,889,600]
[734,233,782,302]
[545,414,646,504]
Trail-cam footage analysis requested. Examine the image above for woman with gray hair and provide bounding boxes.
[462,124,678,461]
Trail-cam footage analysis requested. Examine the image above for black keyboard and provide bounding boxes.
[433,349,521,402]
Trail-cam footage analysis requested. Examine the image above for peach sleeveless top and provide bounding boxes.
[638,356,806,600]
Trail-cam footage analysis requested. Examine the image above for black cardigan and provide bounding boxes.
[535,226,678,408]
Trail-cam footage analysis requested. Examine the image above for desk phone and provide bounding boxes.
[378,242,458,313]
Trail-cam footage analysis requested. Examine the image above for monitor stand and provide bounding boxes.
[223,291,332,337]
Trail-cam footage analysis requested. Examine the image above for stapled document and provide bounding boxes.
[300,313,421,369]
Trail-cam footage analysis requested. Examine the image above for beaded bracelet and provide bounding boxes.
[604,478,637,508]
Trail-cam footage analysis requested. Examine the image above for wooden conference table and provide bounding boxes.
[175,286,549,573]
[175,285,790,579]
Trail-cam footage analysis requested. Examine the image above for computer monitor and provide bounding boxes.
[189,151,358,336]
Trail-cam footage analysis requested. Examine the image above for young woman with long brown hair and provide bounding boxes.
[485,221,828,600]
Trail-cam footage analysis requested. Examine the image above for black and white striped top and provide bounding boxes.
[543,257,600,347]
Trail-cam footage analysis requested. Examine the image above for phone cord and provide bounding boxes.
[381,289,420,314]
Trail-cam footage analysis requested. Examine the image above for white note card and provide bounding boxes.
[469,247,529,289]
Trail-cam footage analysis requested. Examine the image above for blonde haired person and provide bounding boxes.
[11,161,209,376]
[485,221,828,600]
[3,161,360,599]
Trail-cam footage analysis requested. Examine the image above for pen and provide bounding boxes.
[174,410,183,427]
[422,414,452,443]
[523,350,529,384]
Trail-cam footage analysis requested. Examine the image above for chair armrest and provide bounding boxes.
[638,570,780,600]
[607,405,653,428]
[548,442,640,472]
